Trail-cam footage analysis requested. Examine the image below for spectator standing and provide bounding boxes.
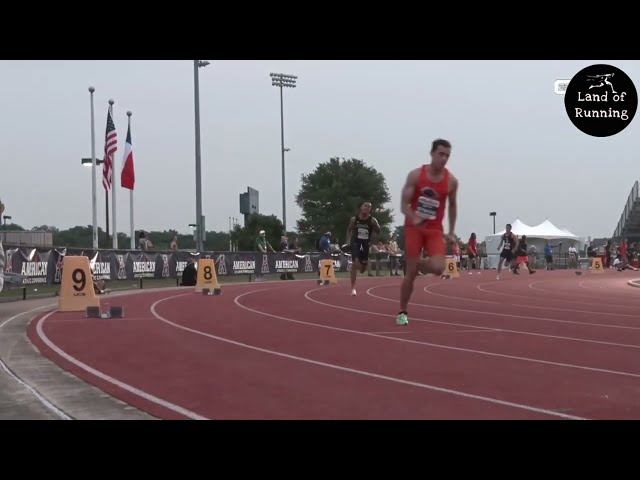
[279,235,295,281]
[528,244,537,269]
[288,236,302,254]
[386,234,401,276]
[139,231,154,250]
[318,232,332,254]
[568,245,578,268]
[180,258,197,286]
[466,233,479,272]
[621,238,628,268]
[256,230,276,254]
[255,230,275,281]
[544,241,558,270]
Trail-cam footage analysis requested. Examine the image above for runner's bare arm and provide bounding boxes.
[401,169,421,219]
[447,174,459,237]
[369,217,382,243]
[345,217,355,245]
[371,217,381,234]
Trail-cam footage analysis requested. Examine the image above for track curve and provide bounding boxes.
[25,270,640,419]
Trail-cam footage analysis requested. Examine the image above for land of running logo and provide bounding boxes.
[564,64,637,137]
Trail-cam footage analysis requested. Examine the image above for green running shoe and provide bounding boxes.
[396,312,409,326]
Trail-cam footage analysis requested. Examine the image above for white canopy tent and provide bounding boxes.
[483,218,584,269]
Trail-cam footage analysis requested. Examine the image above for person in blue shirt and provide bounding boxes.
[544,241,559,270]
[318,232,332,253]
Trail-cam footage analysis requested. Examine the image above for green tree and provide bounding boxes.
[295,157,393,247]
[231,213,284,252]
[54,225,94,248]
[32,225,59,233]
[0,223,25,232]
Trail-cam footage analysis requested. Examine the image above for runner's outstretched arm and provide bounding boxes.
[401,169,420,223]
[447,175,459,242]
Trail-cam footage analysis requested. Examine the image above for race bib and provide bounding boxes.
[416,196,440,220]
[357,228,369,240]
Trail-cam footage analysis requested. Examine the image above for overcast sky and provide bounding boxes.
[1,60,638,241]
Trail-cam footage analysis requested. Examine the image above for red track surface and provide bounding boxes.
[26,270,640,420]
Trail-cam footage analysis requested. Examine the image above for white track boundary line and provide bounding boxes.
[369,331,415,334]
[424,281,640,319]
[362,285,640,347]
[426,283,502,306]
[526,280,640,308]
[405,285,640,332]
[148,292,585,420]
[296,287,640,377]
[510,304,640,319]
[476,282,640,311]
[628,279,640,288]
[35,307,208,420]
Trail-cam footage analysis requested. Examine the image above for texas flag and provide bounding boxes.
[120,121,135,190]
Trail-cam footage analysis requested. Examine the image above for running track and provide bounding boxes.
[26,270,640,420]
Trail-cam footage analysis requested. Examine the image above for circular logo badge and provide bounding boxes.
[564,64,637,137]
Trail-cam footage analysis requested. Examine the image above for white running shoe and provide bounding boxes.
[496,274,500,280]
[351,289,357,296]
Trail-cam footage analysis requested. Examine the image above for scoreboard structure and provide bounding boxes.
[239,187,259,226]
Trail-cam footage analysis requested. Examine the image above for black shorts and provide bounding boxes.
[351,242,370,264]
[500,250,513,262]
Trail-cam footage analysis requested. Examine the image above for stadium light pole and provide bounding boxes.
[88,86,98,249]
[489,211,497,234]
[194,60,210,252]
[270,73,297,233]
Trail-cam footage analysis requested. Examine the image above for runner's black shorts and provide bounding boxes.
[351,242,370,264]
[500,250,513,262]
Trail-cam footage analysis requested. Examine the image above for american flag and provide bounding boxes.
[102,105,117,191]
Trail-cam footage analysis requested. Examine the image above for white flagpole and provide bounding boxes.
[89,87,98,249]
[109,99,118,249]
[130,189,134,250]
[127,111,135,250]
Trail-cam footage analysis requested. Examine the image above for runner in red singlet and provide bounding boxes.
[397,138,458,326]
